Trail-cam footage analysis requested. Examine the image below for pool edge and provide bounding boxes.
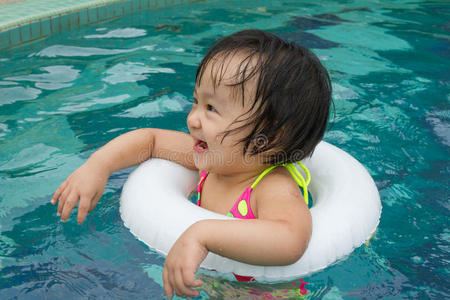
[0,0,208,51]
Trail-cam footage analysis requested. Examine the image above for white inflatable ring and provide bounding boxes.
[120,141,382,282]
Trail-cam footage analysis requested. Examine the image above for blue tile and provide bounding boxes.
[30,21,41,40]
[41,19,51,37]
[9,27,21,47]
[0,30,10,50]
[50,16,60,34]
[69,12,79,29]
[88,7,98,23]
[60,14,70,31]
[141,0,149,9]
[123,1,132,15]
[20,23,31,43]
[106,4,115,20]
[114,3,123,17]
[157,0,165,8]
[133,0,141,10]
[128,0,134,13]
[79,9,89,26]
[98,5,107,21]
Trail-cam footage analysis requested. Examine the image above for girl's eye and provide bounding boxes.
[207,104,217,112]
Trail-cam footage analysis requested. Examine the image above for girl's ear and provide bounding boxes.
[250,133,269,153]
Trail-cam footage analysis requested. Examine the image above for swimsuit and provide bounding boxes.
[195,162,310,282]
[196,162,310,219]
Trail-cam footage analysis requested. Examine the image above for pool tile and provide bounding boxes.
[88,7,98,23]
[60,14,70,31]
[106,4,115,20]
[133,0,141,10]
[98,5,107,21]
[0,30,10,50]
[159,0,166,8]
[141,0,150,9]
[114,3,124,17]
[124,1,132,15]
[79,9,89,26]
[128,0,135,13]
[20,23,31,43]
[41,19,51,37]
[50,16,60,34]
[69,12,79,30]
[9,27,21,47]
[0,0,198,50]
[30,21,41,40]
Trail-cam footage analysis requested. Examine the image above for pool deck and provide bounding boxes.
[0,0,26,5]
[0,0,198,50]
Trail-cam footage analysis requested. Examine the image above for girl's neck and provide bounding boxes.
[212,165,269,189]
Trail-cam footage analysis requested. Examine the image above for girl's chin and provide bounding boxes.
[193,155,209,171]
[194,153,222,172]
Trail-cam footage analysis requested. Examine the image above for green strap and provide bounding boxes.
[250,162,310,205]
[250,165,278,189]
[285,163,309,205]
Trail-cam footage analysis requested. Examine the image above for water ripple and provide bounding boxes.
[4,66,80,91]
[0,86,41,106]
[103,62,175,85]
[84,28,147,39]
[426,110,450,147]
[31,45,155,58]
[117,92,191,118]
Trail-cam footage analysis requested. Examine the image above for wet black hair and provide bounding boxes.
[195,29,332,165]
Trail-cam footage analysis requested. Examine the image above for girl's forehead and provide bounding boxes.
[196,54,258,107]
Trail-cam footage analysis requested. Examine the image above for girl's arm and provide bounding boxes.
[51,128,196,224]
[163,173,312,298]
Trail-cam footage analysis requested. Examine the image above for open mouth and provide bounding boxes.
[193,139,208,153]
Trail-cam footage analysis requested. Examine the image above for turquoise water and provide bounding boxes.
[0,0,449,298]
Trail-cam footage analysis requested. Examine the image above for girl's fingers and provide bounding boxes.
[60,192,79,222]
[163,267,173,299]
[182,266,202,288]
[181,269,200,297]
[77,195,92,224]
[89,192,101,213]
[51,181,66,205]
[175,268,197,297]
[167,267,182,298]
[168,268,179,299]
[57,186,71,216]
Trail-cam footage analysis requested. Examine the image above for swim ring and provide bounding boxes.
[120,141,382,282]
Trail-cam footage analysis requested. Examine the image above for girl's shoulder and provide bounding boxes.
[253,166,306,213]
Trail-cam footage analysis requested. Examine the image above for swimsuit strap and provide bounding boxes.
[284,162,310,205]
[197,162,310,206]
[250,165,278,189]
[196,170,209,206]
[249,162,310,205]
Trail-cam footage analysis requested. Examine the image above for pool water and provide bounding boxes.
[1,0,449,298]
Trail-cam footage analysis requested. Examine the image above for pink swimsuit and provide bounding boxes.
[196,170,256,219]
[195,164,310,282]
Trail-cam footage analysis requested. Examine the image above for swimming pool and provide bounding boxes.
[0,0,449,298]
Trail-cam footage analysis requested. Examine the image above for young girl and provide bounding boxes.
[51,29,332,298]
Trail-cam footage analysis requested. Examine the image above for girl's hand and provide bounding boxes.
[163,224,206,299]
[51,159,109,224]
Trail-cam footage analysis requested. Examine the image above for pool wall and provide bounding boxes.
[0,0,207,50]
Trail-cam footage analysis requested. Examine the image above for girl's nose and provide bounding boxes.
[187,107,201,131]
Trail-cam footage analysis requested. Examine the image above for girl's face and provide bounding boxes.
[187,54,259,174]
